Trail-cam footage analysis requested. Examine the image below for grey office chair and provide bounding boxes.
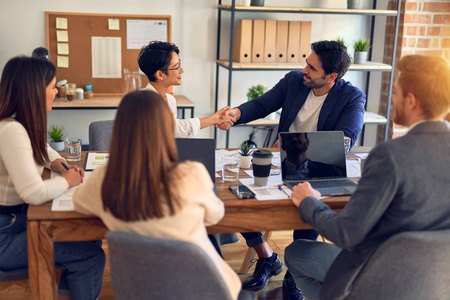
[345,229,450,300]
[106,231,255,300]
[88,120,114,151]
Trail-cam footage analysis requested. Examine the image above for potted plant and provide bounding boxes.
[48,125,67,151]
[336,37,347,47]
[238,141,254,168]
[353,38,371,64]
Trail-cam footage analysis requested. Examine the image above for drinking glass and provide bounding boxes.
[222,155,240,182]
[65,137,82,162]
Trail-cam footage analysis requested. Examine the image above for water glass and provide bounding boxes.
[222,155,240,182]
[65,137,82,162]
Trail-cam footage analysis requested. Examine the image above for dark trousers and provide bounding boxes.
[241,230,319,248]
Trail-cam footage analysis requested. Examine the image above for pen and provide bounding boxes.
[278,184,290,199]
[61,162,69,171]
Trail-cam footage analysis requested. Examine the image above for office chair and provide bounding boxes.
[106,231,256,300]
[345,229,450,299]
[88,120,114,151]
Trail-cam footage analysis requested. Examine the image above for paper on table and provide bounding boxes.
[346,159,361,178]
[244,168,281,177]
[51,172,92,211]
[239,177,290,200]
[354,153,369,159]
[271,152,281,167]
[215,149,239,172]
[85,152,109,171]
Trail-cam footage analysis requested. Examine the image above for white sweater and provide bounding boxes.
[73,161,241,300]
[0,120,68,206]
[144,84,200,138]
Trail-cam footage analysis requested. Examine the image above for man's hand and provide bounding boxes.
[291,182,321,207]
[214,106,236,128]
[216,107,241,130]
[273,139,280,148]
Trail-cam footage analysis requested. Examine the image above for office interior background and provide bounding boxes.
[0,0,448,148]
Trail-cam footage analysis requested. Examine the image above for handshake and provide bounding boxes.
[212,106,241,131]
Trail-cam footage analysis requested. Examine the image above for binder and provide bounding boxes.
[275,20,288,63]
[287,21,301,63]
[298,21,312,63]
[263,20,277,63]
[251,20,265,63]
[233,19,252,63]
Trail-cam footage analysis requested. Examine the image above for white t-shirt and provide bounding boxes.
[144,84,200,138]
[289,90,328,132]
[0,120,68,206]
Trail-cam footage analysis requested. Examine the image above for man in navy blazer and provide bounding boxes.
[218,40,365,297]
[285,55,450,300]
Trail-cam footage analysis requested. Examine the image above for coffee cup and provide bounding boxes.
[252,150,273,186]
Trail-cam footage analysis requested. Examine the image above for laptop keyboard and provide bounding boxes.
[309,179,356,188]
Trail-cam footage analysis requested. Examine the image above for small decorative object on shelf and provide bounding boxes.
[238,141,254,168]
[48,125,67,151]
[353,38,371,64]
[336,37,347,47]
[250,0,264,6]
[347,0,361,9]
[247,84,267,101]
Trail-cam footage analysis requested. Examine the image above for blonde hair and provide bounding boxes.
[396,55,450,118]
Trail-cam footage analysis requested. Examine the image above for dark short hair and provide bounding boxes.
[311,41,351,82]
[138,41,180,82]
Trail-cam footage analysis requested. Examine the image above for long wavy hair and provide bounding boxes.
[0,56,56,165]
[101,90,179,221]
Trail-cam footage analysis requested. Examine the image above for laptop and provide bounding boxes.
[279,131,357,196]
[176,138,216,187]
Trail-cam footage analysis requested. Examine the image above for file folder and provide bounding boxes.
[264,20,277,63]
[233,19,252,63]
[252,20,265,63]
[287,21,301,63]
[275,21,288,63]
[299,21,312,63]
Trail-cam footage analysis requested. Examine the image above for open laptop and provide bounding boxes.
[279,131,357,196]
[176,138,216,189]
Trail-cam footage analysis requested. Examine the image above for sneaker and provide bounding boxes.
[282,271,305,300]
[242,253,284,291]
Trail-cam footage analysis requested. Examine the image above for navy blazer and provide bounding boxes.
[236,71,366,148]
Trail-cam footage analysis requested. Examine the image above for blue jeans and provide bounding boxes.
[284,239,342,300]
[0,211,105,300]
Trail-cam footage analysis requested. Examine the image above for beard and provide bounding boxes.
[303,75,327,89]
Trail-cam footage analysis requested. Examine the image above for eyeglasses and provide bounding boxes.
[162,59,182,73]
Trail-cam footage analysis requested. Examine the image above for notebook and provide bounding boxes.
[176,138,216,184]
[279,131,357,196]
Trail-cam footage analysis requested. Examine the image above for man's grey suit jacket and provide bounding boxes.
[298,120,450,299]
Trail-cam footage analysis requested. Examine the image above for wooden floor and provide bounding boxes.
[0,231,294,300]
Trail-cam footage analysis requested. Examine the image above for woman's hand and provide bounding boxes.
[51,158,84,182]
[62,168,82,187]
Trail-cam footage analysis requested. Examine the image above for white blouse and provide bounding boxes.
[0,120,68,206]
[144,84,200,138]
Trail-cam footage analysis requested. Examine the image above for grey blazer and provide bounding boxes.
[298,120,450,299]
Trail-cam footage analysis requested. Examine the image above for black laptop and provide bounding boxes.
[176,138,216,185]
[279,131,357,196]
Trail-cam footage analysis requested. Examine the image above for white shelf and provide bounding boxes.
[217,60,393,72]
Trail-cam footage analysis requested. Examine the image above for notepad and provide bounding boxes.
[51,172,92,211]
[84,152,109,171]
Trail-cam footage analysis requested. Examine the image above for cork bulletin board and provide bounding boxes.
[46,12,172,94]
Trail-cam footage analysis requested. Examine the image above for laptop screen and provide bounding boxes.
[175,138,215,182]
[279,132,347,181]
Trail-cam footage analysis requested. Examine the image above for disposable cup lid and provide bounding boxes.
[56,79,67,87]
[252,149,273,158]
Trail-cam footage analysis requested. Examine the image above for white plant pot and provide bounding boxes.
[49,141,65,152]
[240,155,252,169]
[354,51,368,64]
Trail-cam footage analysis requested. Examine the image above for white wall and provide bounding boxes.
[0,0,387,147]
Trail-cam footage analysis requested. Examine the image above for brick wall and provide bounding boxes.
[378,0,450,142]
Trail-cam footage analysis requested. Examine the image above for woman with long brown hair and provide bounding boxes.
[0,56,105,300]
[73,90,242,299]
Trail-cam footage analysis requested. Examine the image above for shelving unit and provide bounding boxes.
[214,0,402,147]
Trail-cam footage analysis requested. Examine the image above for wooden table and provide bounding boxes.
[27,149,366,299]
[52,94,195,118]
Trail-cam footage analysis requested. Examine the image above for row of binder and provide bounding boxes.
[233,19,312,64]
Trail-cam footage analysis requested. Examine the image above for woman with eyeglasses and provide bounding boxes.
[0,56,105,300]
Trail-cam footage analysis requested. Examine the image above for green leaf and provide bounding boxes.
[353,38,372,52]
[247,84,268,101]
[47,125,67,142]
